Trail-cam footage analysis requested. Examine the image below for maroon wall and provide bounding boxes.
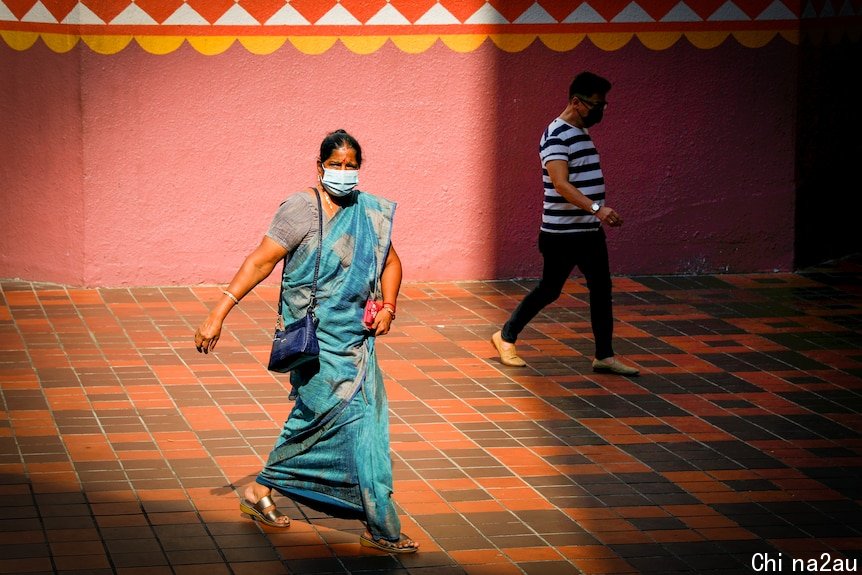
[489,37,798,278]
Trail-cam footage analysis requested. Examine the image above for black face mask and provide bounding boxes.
[583,107,604,128]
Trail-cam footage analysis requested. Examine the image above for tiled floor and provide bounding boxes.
[1,259,861,575]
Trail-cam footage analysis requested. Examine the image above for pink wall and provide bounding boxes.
[78,41,504,285]
[1,43,85,284]
[2,36,798,285]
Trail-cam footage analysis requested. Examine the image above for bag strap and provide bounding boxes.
[371,252,380,299]
[308,187,323,312]
[276,188,324,321]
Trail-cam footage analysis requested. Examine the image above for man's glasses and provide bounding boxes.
[575,96,608,110]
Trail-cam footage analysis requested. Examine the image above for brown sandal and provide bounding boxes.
[360,532,418,554]
[240,494,290,528]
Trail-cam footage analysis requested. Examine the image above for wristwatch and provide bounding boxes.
[590,201,601,214]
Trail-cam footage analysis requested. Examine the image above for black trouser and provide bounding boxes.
[501,229,614,360]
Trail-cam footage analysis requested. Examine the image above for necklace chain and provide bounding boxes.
[321,188,336,214]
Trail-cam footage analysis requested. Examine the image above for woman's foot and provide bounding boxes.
[360,531,419,553]
[239,484,290,528]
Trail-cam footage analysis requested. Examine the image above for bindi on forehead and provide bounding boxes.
[326,147,358,165]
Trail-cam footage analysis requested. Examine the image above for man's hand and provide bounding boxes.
[597,206,624,227]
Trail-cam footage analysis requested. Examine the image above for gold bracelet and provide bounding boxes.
[222,289,240,305]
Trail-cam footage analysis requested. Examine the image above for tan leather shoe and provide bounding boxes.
[592,356,639,376]
[491,331,526,367]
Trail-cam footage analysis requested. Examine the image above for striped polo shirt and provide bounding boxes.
[539,117,604,233]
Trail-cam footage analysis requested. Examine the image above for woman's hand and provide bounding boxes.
[372,307,394,336]
[193,236,287,355]
[195,315,223,353]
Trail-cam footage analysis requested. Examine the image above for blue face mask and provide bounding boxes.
[320,167,359,197]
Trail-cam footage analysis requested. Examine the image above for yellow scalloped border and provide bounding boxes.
[137,35,185,55]
[41,32,79,52]
[2,29,850,56]
[82,34,132,54]
[239,36,288,55]
[390,35,438,54]
[539,34,586,51]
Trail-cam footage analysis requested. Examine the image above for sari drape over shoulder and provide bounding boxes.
[256,190,401,541]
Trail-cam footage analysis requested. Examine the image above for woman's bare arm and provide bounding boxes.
[373,244,402,336]
[194,236,287,353]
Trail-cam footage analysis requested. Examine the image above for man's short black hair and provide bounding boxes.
[569,71,612,99]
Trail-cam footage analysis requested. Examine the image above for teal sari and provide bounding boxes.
[256,190,401,541]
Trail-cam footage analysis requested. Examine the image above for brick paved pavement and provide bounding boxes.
[1,260,860,574]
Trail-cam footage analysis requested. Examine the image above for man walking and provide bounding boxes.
[492,71,638,376]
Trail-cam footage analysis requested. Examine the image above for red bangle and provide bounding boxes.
[382,302,396,312]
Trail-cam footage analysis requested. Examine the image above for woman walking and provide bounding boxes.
[194,129,417,553]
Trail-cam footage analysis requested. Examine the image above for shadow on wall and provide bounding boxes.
[491,35,830,278]
[489,41,577,281]
[795,33,862,268]
[489,43,635,281]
